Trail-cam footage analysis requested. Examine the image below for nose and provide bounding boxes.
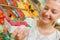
[44,10,51,18]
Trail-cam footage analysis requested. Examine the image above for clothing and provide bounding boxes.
[24,18,60,40]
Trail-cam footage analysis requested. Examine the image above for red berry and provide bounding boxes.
[6,17,10,22]
[0,10,3,14]
[0,15,4,19]
[0,20,4,24]
[15,21,21,26]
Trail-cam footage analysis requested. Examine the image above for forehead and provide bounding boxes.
[45,1,60,11]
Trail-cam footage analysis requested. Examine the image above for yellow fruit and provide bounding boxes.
[17,1,25,9]
[24,4,29,10]
[28,10,34,18]
[30,5,35,9]
[33,11,38,17]
[11,15,15,20]
[22,10,30,17]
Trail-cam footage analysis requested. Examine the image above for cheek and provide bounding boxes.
[40,10,46,17]
[40,13,44,18]
[51,15,58,21]
[42,10,47,13]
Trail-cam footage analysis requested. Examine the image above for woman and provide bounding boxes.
[4,0,60,40]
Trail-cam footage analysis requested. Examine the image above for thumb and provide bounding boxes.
[3,26,8,34]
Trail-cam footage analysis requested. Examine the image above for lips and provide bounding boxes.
[41,12,51,22]
[42,17,50,21]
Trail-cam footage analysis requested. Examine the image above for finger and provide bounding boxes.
[22,29,30,37]
[17,28,30,40]
[11,28,19,38]
[18,27,30,34]
[17,29,26,40]
[3,26,8,34]
[17,33,23,40]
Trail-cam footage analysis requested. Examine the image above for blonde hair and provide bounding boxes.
[48,0,60,3]
[37,0,58,27]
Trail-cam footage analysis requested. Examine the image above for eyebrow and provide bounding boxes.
[45,4,59,11]
[44,5,49,9]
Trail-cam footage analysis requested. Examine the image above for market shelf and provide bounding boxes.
[0,4,26,10]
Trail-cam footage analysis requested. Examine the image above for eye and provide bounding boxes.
[44,7,49,10]
[51,10,57,14]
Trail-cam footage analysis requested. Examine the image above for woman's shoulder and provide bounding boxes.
[56,29,60,35]
[56,29,60,34]
[56,29,60,39]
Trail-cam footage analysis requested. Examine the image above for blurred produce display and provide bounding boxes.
[0,0,53,40]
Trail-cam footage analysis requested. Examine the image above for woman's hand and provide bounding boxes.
[3,26,30,40]
[11,27,30,40]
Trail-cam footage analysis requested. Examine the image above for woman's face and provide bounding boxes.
[40,1,60,24]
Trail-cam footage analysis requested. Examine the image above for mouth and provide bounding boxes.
[42,17,51,21]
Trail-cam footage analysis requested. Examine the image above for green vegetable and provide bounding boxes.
[0,25,4,33]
